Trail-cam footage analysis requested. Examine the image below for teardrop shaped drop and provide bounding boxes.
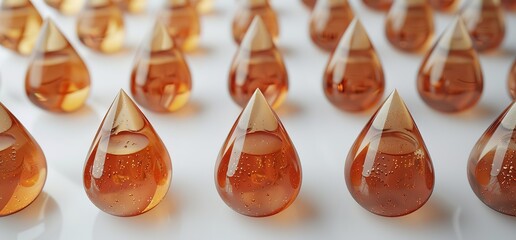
[131,22,192,112]
[44,0,85,15]
[302,0,317,9]
[0,0,42,55]
[77,0,125,53]
[309,0,355,52]
[345,90,435,217]
[362,0,393,11]
[428,0,458,12]
[0,103,46,217]
[468,102,516,216]
[190,0,213,14]
[83,90,172,217]
[461,0,505,52]
[502,0,516,10]
[215,90,302,217]
[509,59,516,99]
[324,19,385,112]
[112,0,146,12]
[232,0,279,45]
[25,19,91,113]
[417,18,483,113]
[229,17,288,109]
[385,0,434,52]
[159,0,200,52]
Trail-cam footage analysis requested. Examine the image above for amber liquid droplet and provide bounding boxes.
[324,19,385,112]
[309,0,354,52]
[83,90,172,217]
[190,0,213,13]
[468,102,516,216]
[302,0,317,9]
[77,0,125,53]
[229,17,288,109]
[345,91,434,217]
[362,0,393,11]
[0,103,46,217]
[462,0,505,52]
[385,0,434,52]
[44,0,85,15]
[502,0,516,10]
[417,18,483,113]
[112,0,146,12]
[25,20,91,113]
[215,90,302,217]
[508,59,516,99]
[428,0,458,12]
[131,23,192,112]
[0,0,42,55]
[159,0,200,52]
[232,0,279,44]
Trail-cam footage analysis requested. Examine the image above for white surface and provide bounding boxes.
[0,0,516,239]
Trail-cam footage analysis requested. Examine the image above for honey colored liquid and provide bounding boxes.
[160,5,200,52]
[77,4,124,53]
[0,2,42,55]
[463,4,505,51]
[502,0,516,10]
[310,5,354,51]
[386,4,433,52]
[302,0,317,9]
[362,0,393,10]
[429,0,457,11]
[233,6,278,44]
[216,131,302,217]
[418,49,482,112]
[229,49,288,108]
[346,131,434,217]
[84,131,171,217]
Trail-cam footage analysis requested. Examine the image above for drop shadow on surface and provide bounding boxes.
[480,47,516,58]
[442,102,499,122]
[187,44,215,56]
[0,193,63,239]
[276,101,303,117]
[146,100,204,120]
[92,194,181,238]
[279,44,296,57]
[246,196,319,229]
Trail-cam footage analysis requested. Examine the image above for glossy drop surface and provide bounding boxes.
[190,0,213,13]
[44,0,85,15]
[229,17,288,109]
[159,0,200,52]
[0,0,42,55]
[0,103,46,217]
[232,0,279,44]
[83,90,172,217]
[417,18,483,113]
[302,0,317,9]
[362,0,393,11]
[215,90,302,217]
[309,0,355,51]
[429,0,458,11]
[509,60,516,99]
[502,0,516,10]
[462,0,505,51]
[112,0,146,12]
[77,0,125,53]
[131,22,192,112]
[468,102,516,216]
[345,91,434,217]
[385,0,434,52]
[25,20,90,113]
[324,19,385,112]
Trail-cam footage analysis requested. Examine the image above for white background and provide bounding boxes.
[0,0,516,239]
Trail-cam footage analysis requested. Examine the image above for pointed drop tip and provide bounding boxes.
[241,15,274,51]
[251,88,266,100]
[386,89,404,103]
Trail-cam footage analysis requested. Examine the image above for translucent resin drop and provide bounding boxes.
[345,90,434,217]
[112,0,146,13]
[509,59,516,99]
[0,0,42,55]
[309,0,355,52]
[462,0,505,52]
[429,0,458,12]
[44,0,85,15]
[0,103,46,217]
[190,0,213,13]
[215,90,302,217]
[502,0,516,10]
[25,20,91,113]
[83,90,172,217]
[159,0,200,52]
[131,22,192,112]
[362,0,393,11]
[468,102,516,216]
[302,0,317,9]
[417,18,483,113]
[385,0,434,52]
[229,17,288,109]
[232,0,279,45]
[324,19,385,112]
[77,0,125,53]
